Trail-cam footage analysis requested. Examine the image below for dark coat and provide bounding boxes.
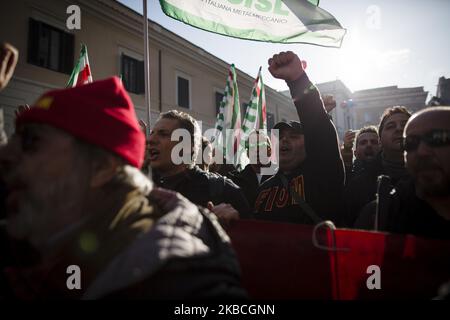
[385,179,450,240]
[228,164,272,209]
[154,166,251,218]
[254,74,345,225]
[342,152,410,227]
[0,186,246,299]
[355,179,450,240]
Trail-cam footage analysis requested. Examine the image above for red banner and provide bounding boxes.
[227,220,450,299]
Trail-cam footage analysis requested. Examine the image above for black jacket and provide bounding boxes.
[154,166,251,218]
[228,164,272,209]
[345,158,369,186]
[385,179,450,240]
[355,179,450,240]
[253,74,345,225]
[343,152,410,227]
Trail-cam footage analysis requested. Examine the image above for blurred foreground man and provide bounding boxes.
[0,77,245,299]
[383,107,450,239]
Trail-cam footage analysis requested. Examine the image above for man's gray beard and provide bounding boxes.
[7,166,91,250]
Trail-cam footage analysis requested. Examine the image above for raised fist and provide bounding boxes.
[323,95,337,113]
[343,130,357,149]
[268,51,305,82]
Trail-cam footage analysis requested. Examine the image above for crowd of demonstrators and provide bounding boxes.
[0,74,246,299]
[343,106,412,227]
[148,110,251,224]
[253,51,345,225]
[228,129,273,208]
[341,126,380,184]
[0,41,449,300]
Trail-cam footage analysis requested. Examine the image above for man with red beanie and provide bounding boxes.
[0,77,245,299]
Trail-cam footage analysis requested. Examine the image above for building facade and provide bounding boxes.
[435,76,450,105]
[351,85,428,129]
[0,0,297,137]
[312,80,428,137]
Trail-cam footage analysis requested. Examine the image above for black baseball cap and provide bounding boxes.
[273,120,304,134]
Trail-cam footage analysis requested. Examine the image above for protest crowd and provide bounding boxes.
[0,3,449,301]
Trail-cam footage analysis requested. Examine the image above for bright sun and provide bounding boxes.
[337,30,378,90]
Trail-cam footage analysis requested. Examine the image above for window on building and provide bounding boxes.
[121,54,144,94]
[27,18,74,74]
[215,91,224,114]
[177,75,190,109]
[267,112,275,130]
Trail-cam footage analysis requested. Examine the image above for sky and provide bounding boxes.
[119,0,450,99]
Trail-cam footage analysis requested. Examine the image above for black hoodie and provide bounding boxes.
[254,74,344,225]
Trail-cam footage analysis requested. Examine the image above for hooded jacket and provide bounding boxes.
[254,74,345,225]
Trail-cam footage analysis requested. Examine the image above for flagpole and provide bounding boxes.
[143,0,151,137]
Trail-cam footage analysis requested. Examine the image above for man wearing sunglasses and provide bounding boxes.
[383,107,450,239]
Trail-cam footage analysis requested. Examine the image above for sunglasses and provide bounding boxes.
[402,129,450,152]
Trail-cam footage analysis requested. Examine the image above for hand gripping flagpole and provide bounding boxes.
[143,0,151,137]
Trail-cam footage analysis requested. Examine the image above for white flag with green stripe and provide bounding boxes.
[159,0,346,47]
[242,66,266,134]
[212,64,241,166]
[237,66,267,170]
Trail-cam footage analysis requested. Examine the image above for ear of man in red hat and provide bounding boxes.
[0,77,245,299]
